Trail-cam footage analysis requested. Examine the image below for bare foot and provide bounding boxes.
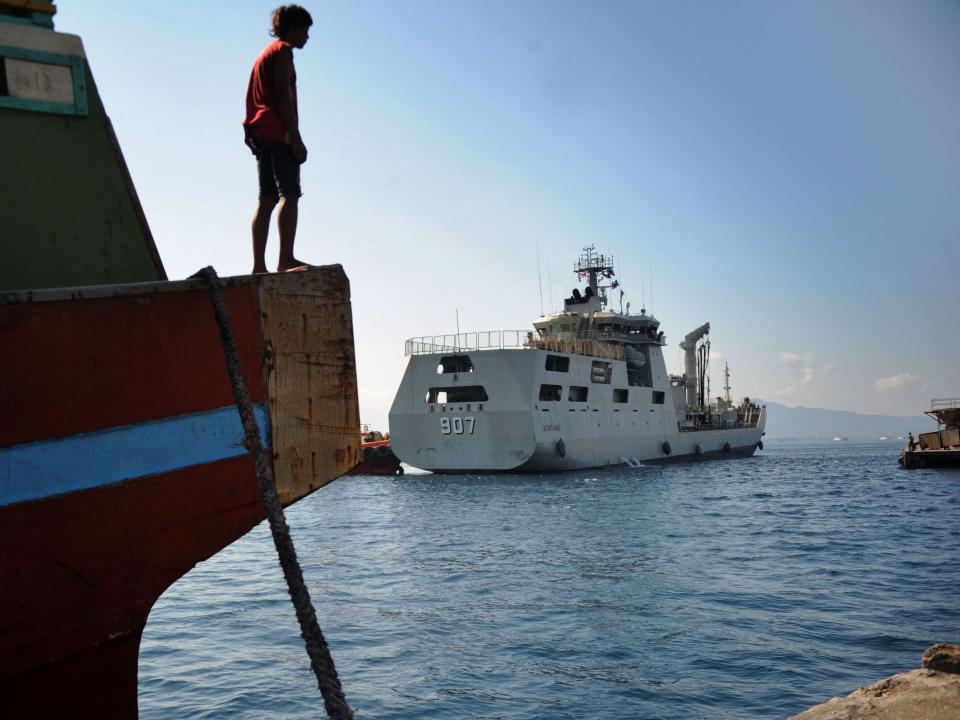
[252,264,268,274]
[277,258,312,272]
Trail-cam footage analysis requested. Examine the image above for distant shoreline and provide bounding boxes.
[760,401,936,441]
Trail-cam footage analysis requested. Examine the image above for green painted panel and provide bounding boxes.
[0,45,88,115]
[0,59,166,291]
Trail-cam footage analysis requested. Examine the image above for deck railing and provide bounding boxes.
[405,330,531,356]
[931,398,960,411]
[404,330,625,360]
[530,335,625,360]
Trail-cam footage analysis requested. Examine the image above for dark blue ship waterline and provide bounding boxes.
[138,441,959,719]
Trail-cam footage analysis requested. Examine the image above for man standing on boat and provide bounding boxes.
[244,5,313,273]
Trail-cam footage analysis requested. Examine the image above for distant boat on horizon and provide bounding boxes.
[833,436,849,442]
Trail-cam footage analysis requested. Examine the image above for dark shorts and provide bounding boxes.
[255,140,302,202]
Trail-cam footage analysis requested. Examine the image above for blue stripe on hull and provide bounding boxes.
[0,404,270,507]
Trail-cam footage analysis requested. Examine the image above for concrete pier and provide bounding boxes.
[790,644,960,720]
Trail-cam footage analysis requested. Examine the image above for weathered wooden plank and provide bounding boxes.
[258,266,360,504]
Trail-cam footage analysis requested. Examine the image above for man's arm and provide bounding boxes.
[272,47,307,162]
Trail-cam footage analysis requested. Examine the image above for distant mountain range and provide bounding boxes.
[760,401,936,440]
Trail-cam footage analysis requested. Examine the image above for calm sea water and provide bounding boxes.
[138,441,960,719]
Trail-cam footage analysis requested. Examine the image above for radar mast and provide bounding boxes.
[574,245,614,298]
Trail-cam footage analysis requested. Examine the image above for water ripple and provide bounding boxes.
[138,440,960,718]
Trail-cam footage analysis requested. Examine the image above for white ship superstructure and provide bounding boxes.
[389,247,765,472]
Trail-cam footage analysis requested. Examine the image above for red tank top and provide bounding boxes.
[243,40,297,142]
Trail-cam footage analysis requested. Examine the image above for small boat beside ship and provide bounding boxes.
[389,246,765,472]
[899,398,960,469]
[349,427,404,475]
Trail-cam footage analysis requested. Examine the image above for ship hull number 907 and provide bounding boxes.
[440,416,475,435]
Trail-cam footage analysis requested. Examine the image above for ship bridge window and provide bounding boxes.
[545,354,570,372]
[539,384,562,401]
[591,360,612,384]
[436,355,473,374]
[426,386,488,404]
[652,391,665,405]
[568,386,588,402]
[613,389,629,403]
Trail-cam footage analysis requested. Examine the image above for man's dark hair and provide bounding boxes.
[271,5,313,38]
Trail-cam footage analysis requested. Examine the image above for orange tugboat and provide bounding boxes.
[349,427,404,475]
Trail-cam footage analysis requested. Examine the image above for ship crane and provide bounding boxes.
[679,322,710,409]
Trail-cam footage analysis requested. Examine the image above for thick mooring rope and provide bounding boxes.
[194,267,354,720]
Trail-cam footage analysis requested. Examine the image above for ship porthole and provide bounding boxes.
[662,441,671,456]
[556,438,566,458]
[723,442,731,453]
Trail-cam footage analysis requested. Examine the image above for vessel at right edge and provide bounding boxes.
[899,398,960,468]
[389,246,766,472]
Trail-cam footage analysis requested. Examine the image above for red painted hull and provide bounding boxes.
[2,457,262,717]
[0,269,359,717]
[2,283,266,447]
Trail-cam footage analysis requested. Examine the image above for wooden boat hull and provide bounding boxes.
[0,267,359,716]
[900,422,960,469]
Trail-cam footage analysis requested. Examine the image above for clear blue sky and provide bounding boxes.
[57,1,959,427]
